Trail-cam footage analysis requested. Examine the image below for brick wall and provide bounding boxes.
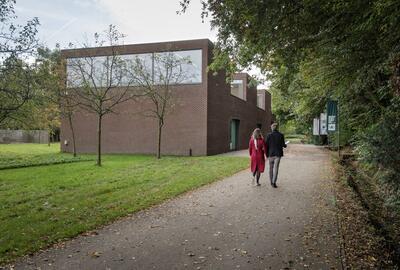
[60,39,272,156]
[60,39,209,156]
[206,72,272,155]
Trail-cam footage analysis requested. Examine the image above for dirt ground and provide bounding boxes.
[9,144,342,270]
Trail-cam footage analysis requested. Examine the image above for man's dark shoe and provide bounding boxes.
[273,183,278,188]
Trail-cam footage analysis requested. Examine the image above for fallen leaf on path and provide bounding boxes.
[91,251,101,258]
[83,231,99,237]
[368,256,377,262]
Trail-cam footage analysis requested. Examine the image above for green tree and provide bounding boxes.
[0,0,39,126]
[181,0,400,197]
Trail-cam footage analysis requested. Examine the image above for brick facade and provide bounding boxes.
[60,39,271,156]
[207,72,272,155]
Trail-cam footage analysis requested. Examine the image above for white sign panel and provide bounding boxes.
[320,113,327,135]
[328,115,337,131]
[313,118,320,135]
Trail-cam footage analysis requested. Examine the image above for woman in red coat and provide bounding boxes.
[249,128,267,186]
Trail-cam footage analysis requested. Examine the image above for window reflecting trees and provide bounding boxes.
[66,49,202,88]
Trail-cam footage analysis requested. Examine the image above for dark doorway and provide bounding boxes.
[256,123,262,129]
[230,119,240,150]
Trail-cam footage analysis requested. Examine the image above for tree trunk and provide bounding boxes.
[68,114,77,157]
[157,119,163,159]
[97,114,102,166]
[48,130,51,147]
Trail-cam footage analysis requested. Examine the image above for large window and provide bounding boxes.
[257,90,265,110]
[121,53,153,86]
[67,55,135,88]
[154,50,202,84]
[230,80,245,100]
[66,49,202,88]
[67,56,109,88]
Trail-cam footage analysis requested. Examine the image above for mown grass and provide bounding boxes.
[0,143,93,169]
[0,154,248,264]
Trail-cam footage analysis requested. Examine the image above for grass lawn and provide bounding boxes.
[0,143,94,169]
[0,153,248,264]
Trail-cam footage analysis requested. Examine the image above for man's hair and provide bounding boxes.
[271,122,278,130]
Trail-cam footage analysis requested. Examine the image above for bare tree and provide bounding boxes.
[59,87,79,156]
[57,58,82,157]
[35,47,81,155]
[66,25,139,166]
[129,51,195,159]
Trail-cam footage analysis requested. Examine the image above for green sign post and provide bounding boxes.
[327,99,340,156]
[327,100,338,132]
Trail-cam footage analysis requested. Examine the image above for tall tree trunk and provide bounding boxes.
[97,114,102,166]
[157,119,163,159]
[48,129,51,147]
[68,114,77,157]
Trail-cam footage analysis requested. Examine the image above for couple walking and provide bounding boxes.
[249,122,287,188]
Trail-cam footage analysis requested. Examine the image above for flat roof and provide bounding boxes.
[61,38,213,58]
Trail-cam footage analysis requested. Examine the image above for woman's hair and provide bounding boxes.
[252,128,262,140]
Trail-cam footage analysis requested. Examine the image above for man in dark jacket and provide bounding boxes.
[265,122,287,188]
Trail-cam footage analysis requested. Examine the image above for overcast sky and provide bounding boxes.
[14,0,268,87]
[15,0,216,49]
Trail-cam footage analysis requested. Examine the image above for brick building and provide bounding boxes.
[60,39,272,156]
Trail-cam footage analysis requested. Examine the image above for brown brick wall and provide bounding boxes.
[60,39,272,156]
[206,72,272,155]
[61,85,208,155]
[60,39,209,156]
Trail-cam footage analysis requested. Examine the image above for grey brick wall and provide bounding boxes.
[0,130,49,144]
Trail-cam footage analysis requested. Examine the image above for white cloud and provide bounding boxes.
[15,5,71,21]
[95,0,217,44]
[72,0,101,8]
[92,1,267,81]
[43,17,78,45]
[15,0,216,48]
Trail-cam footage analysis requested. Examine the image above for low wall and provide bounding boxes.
[0,130,49,144]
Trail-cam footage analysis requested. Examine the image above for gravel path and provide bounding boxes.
[12,144,342,270]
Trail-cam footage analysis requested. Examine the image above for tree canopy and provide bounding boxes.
[0,0,40,126]
[181,0,400,202]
